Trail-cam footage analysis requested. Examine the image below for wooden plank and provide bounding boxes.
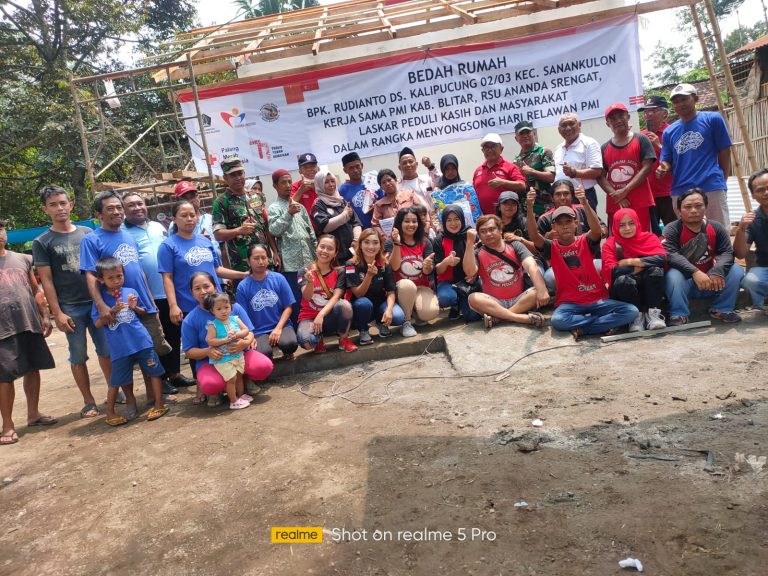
[312,8,329,56]
[438,0,478,23]
[600,321,712,343]
[172,170,210,179]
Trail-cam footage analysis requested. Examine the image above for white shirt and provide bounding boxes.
[553,133,603,189]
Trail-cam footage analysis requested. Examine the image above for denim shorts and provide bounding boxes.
[60,302,109,365]
[110,347,165,387]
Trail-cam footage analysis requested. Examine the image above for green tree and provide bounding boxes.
[232,0,319,19]
[0,1,196,226]
[723,21,768,55]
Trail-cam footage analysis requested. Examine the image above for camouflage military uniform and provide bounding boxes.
[212,189,270,272]
[515,144,556,216]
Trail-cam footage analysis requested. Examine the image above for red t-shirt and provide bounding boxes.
[476,243,527,301]
[545,235,608,306]
[298,266,344,321]
[679,224,717,273]
[291,180,318,216]
[601,134,656,216]
[641,124,672,198]
[393,242,431,287]
[472,157,525,215]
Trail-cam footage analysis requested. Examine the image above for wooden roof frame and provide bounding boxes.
[148,0,696,83]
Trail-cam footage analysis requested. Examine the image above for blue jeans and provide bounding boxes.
[59,302,109,365]
[280,271,302,328]
[551,299,639,335]
[436,281,482,322]
[742,266,768,307]
[665,265,744,317]
[352,297,405,332]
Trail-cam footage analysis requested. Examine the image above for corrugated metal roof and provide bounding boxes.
[728,34,768,57]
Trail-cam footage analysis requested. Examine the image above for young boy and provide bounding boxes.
[92,256,168,425]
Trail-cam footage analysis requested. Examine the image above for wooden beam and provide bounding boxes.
[313,8,329,56]
[378,2,397,39]
[600,321,712,342]
[438,0,478,23]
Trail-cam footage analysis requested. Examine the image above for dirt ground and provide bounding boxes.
[1,311,767,576]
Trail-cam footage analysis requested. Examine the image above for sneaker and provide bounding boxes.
[669,316,689,327]
[359,329,373,346]
[313,339,327,353]
[376,322,391,338]
[338,336,358,352]
[628,312,645,333]
[646,308,666,330]
[401,321,417,337]
[229,398,250,410]
[709,310,742,323]
[448,306,461,320]
[240,394,254,403]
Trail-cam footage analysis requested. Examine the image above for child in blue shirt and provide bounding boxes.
[92,257,169,426]
[203,292,252,410]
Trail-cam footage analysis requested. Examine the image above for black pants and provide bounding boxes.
[584,187,598,213]
[609,265,664,311]
[650,197,676,236]
[156,298,181,376]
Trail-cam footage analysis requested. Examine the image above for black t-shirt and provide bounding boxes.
[746,208,768,267]
[32,226,92,306]
[344,260,396,306]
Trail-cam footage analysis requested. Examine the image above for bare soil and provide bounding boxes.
[1,313,767,576]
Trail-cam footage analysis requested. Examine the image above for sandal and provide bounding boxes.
[105,416,128,427]
[27,415,58,427]
[207,395,222,408]
[192,395,207,406]
[147,406,169,421]
[80,403,100,418]
[1,430,19,445]
[240,394,254,403]
[571,328,583,342]
[483,314,497,329]
[709,310,742,323]
[528,312,544,328]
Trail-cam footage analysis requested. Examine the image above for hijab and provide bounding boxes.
[439,204,470,260]
[314,169,345,207]
[605,208,665,257]
[437,154,462,189]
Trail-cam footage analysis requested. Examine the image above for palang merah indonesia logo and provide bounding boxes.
[260,103,279,122]
[221,108,247,127]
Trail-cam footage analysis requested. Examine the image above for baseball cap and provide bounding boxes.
[670,83,697,98]
[173,181,198,197]
[497,191,520,204]
[514,121,534,134]
[552,206,577,220]
[220,157,244,175]
[604,103,628,118]
[298,153,318,167]
[637,95,669,110]
[480,133,503,145]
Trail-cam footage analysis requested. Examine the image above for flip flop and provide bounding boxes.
[1,431,19,445]
[27,415,58,427]
[80,403,100,418]
[528,312,544,329]
[105,416,128,427]
[207,395,222,408]
[147,406,169,421]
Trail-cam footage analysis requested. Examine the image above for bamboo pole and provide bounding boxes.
[690,3,752,212]
[187,53,218,199]
[69,76,98,195]
[703,0,759,174]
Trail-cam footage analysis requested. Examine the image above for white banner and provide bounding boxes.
[181,16,642,176]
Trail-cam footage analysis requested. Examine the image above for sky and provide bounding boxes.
[193,0,767,79]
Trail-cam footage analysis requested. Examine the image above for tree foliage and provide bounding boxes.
[0,1,196,227]
[232,0,319,19]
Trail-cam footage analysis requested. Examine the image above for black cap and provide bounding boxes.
[638,95,669,111]
[298,152,318,167]
[399,146,415,159]
[341,152,361,166]
[514,121,534,134]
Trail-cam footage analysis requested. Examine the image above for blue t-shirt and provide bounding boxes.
[80,227,157,314]
[181,302,254,370]
[91,287,153,361]
[338,182,383,229]
[157,234,222,314]
[235,272,295,335]
[660,111,732,196]
[121,220,167,299]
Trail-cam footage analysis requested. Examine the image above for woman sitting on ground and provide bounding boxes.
[346,228,405,344]
[433,204,481,322]
[236,244,299,360]
[602,208,668,331]
[387,207,440,337]
[296,234,357,353]
[181,271,272,406]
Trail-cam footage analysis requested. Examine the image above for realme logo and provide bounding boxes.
[271,527,323,544]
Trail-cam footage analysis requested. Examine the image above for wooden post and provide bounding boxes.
[187,53,218,198]
[690,3,752,212]
[69,76,97,197]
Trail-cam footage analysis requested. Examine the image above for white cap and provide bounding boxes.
[480,133,503,145]
[670,83,697,98]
